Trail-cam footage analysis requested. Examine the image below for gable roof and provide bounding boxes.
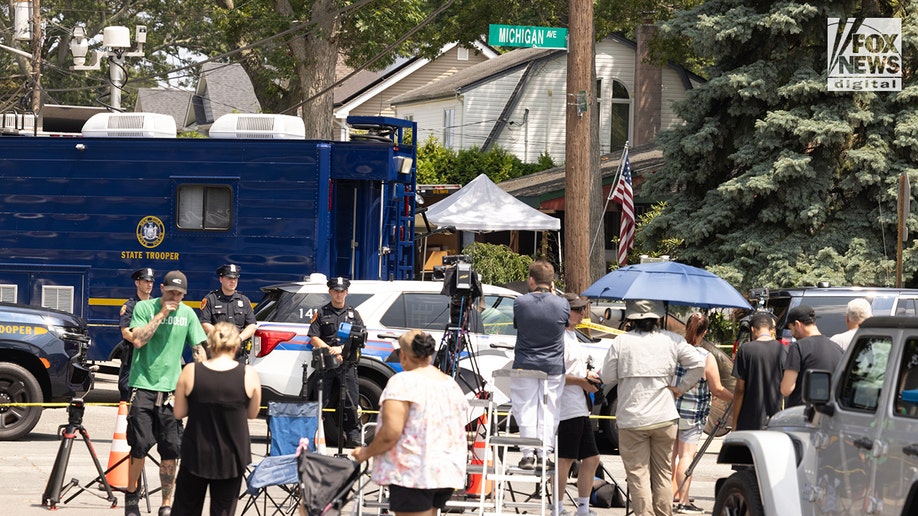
[134,88,193,129]
[193,62,261,124]
[335,41,498,114]
[389,47,562,105]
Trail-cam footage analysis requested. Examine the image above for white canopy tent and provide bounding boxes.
[421,173,562,265]
[425,173,561,231]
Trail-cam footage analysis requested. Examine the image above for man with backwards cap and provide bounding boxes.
[308,276,365,447]
[117,268,156,402]
[124,270,207,516]
[199,264,257,363]
[780,304,844,407]
[600,299,705,516]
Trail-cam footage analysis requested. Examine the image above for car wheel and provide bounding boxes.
[712,469,764,516]
[357,376,383,428]
[598,387,619,452]
[0,363,43,440]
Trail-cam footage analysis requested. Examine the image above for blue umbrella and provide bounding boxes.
[582,261,752,309]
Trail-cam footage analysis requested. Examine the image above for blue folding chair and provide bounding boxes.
[241,401,320,515]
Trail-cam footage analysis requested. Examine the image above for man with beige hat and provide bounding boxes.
[600,299,705,516]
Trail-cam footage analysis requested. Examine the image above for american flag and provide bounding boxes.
[611,151,634,266]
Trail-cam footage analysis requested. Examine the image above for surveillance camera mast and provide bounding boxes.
[70,24,147,110]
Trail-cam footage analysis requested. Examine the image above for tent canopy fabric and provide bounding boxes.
[424,173,561,232]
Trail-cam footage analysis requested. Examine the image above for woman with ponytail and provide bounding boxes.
[172,321,262,515]
[352,330,469,516]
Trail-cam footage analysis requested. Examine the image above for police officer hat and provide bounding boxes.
[327,277,351,291]
[131,268,155,281]
[217,264,241,278]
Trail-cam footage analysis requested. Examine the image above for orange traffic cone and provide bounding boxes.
[314,417,327,455]
[467,413,492,496]
[106,401,130,489]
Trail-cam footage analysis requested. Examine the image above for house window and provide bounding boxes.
[176,184,233,230]
[610,80,631,151]
[443,109,455,149]
[457,47,469,61]
[42,285,74,313]
[0,284,16,303]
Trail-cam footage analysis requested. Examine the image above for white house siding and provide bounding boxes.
[595,40,636,156]
[393,37,697,163]
[459,67,528,151]
[406,97,463,146]
[660,68,690,131]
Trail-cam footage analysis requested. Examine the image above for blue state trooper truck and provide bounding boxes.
[0,112,417,374]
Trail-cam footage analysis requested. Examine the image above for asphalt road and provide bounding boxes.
[1,374,734,515]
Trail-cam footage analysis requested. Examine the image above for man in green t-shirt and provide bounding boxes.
[124,270,207,516]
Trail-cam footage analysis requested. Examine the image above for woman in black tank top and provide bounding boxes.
[172,322,262,515]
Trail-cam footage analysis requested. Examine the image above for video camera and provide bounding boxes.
[433,254,476,291]
[336,322,367,364]
[67,397,85,427]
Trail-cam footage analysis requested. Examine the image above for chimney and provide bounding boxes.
[633,24,662,146]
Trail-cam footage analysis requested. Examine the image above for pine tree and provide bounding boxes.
[643,0,918,289]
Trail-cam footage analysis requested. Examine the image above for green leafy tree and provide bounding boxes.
[643,0,918,290]
[416,135,555,184]
[463,242,533,286]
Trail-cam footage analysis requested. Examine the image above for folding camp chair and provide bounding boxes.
[241,401,320,516]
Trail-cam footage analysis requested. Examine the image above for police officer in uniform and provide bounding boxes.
[199,264,257,363]
[118,268,155,402]
[308,277,364,447]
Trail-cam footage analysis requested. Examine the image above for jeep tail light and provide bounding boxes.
[254,328,298,357]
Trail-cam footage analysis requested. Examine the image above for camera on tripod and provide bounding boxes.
[67,398,85,427]
[336,322,367,364]
[433,254,476,293]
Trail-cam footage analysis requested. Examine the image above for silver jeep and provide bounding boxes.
[714,316,918,515]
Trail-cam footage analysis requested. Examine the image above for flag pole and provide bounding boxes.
[588,142,629,257]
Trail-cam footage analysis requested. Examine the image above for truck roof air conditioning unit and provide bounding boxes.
[81,112,177,138]
[209,114,305,140]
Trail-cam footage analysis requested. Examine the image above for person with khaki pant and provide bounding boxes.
[600,300,704,516]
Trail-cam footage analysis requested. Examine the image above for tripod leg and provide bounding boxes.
[61,427,118,507]
[42,425,76,509]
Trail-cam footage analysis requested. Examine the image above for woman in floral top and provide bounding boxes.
[352,330,469,516]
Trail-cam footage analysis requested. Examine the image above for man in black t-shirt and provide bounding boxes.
[780,305,844,407]
[732,312,787,430]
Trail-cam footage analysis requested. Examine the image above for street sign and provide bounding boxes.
[488,24,568,49]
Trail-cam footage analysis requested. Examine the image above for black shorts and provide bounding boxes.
[126,388,183,460]
[557,416,599,460]
[387,485,454,512]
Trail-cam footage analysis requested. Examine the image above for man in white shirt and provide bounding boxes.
[830,298,871,350]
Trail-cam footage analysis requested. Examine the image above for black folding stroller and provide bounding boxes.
[296,452,362,516]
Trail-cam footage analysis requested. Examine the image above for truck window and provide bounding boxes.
[837,335,892,412]
[176,184,233,230]
[894,338,918,417]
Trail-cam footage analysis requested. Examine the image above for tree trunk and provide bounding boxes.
[278,0,339,140]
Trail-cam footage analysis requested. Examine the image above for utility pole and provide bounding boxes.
[564,0,593,294]
[30,0,41,116]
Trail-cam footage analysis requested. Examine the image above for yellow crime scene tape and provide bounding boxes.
[576,320,625,335]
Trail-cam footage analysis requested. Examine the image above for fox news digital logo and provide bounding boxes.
[828,18,901,92]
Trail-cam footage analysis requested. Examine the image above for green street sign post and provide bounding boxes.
[488,24,568,49]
